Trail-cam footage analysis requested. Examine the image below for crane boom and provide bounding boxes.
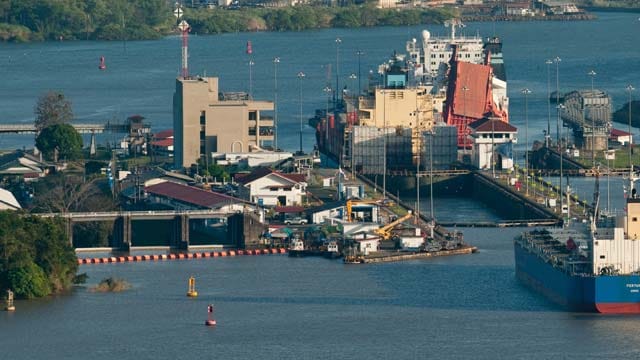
[373,211,414,240]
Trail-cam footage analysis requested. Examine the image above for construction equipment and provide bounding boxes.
[373,211,414,240]
[345,199,381,222]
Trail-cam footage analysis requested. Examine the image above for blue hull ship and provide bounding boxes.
[515,173,640,314]
[515,238,640,313]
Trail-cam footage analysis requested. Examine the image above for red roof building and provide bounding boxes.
[145,180,246,210]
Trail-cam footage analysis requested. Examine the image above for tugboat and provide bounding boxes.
[288,236,306,257]
[322,240,341,259]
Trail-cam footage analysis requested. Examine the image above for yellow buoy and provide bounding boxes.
[5,289,15,311]
[187,276,198,297]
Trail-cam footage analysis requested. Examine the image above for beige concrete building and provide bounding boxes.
[173,77,274,169]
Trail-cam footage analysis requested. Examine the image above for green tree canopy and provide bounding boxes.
[34,91,73,132]
[35,123,83,161]
[0,211,78,299]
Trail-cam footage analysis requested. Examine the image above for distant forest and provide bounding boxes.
[0,0,455,42]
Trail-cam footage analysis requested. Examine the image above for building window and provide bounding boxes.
[248,127,256,136]
[633,217,638,222]
[200,111,206,125]
[600,255,606,259]
[249,111,257,121]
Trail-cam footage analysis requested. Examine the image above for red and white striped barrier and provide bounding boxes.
[77,248,288,265]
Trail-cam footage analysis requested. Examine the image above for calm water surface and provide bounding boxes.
[2,12,640,359]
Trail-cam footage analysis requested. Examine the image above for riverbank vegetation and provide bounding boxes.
[0,211,80,299]
[0,0,455,42]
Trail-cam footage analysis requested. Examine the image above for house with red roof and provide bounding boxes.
[610,128,632,146]
[144,180,250,213]
[150,129,174,158]
[468,117,518,171]
[234,167,307,207]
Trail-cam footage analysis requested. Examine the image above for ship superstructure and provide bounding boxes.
[515,174,640,313]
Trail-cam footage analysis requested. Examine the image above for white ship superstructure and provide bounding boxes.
[406,19,484,90]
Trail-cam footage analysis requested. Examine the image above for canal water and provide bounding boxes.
[2,12,640,359]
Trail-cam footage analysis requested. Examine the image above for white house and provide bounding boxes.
[305,201,345,224]
[235,167,307,207]
[469,117,518,171]
[354,234,380,255]
[610,128,632,146]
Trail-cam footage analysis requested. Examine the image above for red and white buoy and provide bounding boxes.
[98,56,106,70]
[205,304,216,326]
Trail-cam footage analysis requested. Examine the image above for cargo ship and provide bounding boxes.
[515,174,640,313]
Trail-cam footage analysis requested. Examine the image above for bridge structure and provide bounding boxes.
[0,121,135,155]
[36,209,260,251]
[560,90,611,152]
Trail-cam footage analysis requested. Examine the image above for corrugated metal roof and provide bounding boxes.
[611,128,631,137]
[236,167,306,185]
[145,181,241,208]
[154,129,174,139]
[150,139,173,147]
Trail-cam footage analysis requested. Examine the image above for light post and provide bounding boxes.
[248,60,254,98]
[554,57,561,144]
[546,59,553,146]
[588,69,597,167]
[522,88,532,196]
[462,85,470,158]
[557,103,566,218]
[349,73,357,99]
[323,86,332,143]
[273,57,280,152]
[356,50,364,96]
[429,130,434,222]
[627,84,635,178]
[335,37,342,107]
[297,71,306,154]
[382,89,387,200]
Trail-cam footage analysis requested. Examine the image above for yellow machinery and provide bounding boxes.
[345,199,381,222]
[373,211,414,241]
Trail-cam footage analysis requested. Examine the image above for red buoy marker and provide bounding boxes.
[98,56,106,70]
[205,304,216,326]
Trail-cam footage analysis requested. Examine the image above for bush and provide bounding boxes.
[7,262,51,299]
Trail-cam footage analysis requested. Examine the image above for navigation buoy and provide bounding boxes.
[98,56,106,70]
[205,304,216,326]
[187,276,198,297]
[5,289,15,311]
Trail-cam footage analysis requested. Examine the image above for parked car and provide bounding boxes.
[285,217,308,225]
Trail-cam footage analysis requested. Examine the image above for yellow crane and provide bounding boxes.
[373,211,414,241]
[345,199,381,222]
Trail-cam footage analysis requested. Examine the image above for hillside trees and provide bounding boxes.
[0,211,78,299]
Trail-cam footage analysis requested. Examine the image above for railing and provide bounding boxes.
[35,209,237,219]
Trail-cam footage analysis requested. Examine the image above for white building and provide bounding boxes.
[305,201,345,224]
[235,167,307,207]
[468,117,518,171]
[354,235,380,256]
[0,188,20,210]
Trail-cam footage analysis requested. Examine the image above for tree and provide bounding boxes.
[30,173,115,213]
[34,91,73,132]
[35,123,83,161]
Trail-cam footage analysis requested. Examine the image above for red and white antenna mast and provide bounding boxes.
[174,4,190,78]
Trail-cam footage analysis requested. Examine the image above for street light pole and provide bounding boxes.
[627,84,635,180]
[248,60,254,98]
[546,59,553,147]
[323,86,332,143]
[297,71,306,154]
[273,57,280,152]
[335,38,342,107]
[356,50,364,97]
[554,56,562,145]
[557,103,566,219]
[588,69,597,167]
[522,88,531,196]
[382,89,387,200]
